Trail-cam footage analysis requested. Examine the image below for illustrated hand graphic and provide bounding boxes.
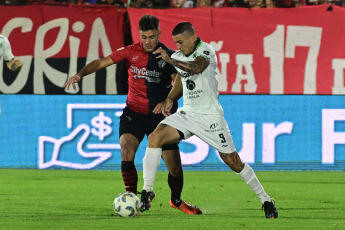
[38,124,112,169]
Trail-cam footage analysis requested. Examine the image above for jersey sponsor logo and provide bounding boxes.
[185,89,203,99]
[203,50,210,55]
[130,65,162,82]
[131,66,146,76]
[210,123,218,129]
[145,69,161,78]
[133,75,146,80]
[180,71,194,78]
[130,65,161,77]
[133,75,161,83]
[186,80,196,90]
[205,123,224,133]
[145,77,161,83]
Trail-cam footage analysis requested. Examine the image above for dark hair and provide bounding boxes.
[172,21,195,36]
[139,15,159,31]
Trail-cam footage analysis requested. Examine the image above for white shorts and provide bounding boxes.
[160,110,237,153]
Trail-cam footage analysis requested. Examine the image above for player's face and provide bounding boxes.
[172,32,196,55]
[139,29,161,53]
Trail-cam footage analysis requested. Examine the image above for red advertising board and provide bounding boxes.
[128,6,345,95]
[0,4,125,94]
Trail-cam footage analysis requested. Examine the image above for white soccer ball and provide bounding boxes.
[113,191,140,217]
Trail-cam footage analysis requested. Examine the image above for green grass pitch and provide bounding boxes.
[1,169,344,229]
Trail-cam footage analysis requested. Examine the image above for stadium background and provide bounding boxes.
[1,4,345,171]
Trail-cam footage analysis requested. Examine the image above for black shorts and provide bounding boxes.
[119,107,179,151]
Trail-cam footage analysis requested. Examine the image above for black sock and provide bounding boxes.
[121,161,138,193]
[168,172,183,207]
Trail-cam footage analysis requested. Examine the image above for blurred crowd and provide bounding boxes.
[1,0,344,9]
[128,0,342,8]
[129,0,345,8]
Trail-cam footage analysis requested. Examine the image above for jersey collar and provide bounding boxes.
[153,42,164,52]
[185,37,202,57]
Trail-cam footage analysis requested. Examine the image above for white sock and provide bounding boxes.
[237,163,271,204]
[143,147,162,192]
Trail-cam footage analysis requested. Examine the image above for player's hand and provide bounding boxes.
[8,59,22,72]
[153,47,171,63]
[153,102,164,114]
[64,75,81,91]
[162,98,173,117]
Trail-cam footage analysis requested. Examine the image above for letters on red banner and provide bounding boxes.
[0,5,125,94]
[128,6,345,95]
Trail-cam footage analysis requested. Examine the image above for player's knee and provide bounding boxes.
[148,130,164,147]
[119,134,139,161]
[121,147,135,161]
[219,152,244,173]
[169,165,183,177]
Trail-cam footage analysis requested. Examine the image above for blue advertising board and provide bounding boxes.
[0,95,344,171]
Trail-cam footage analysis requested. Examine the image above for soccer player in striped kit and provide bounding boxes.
[64,15,201,215]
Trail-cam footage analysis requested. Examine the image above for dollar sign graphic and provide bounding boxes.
[91,112,112,141]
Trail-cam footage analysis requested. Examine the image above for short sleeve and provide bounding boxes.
[196,44,215,63]
[3,36,14,61]
[109,46,129,64]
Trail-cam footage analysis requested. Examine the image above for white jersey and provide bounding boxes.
[0,34,14,61]
[171,38,223,115]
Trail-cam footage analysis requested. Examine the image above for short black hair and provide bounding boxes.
[172,21,195,36]
[139,15,159,31]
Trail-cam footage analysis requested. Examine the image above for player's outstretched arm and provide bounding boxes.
[64,56,114,91]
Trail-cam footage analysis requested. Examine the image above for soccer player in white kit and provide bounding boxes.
[0,34,22,72]
[0,34,23,116]
[140,21,278,218]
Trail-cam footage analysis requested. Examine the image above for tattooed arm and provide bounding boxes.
[153,47,209,74]
[169,56,209,74]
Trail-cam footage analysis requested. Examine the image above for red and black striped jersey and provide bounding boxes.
[110,42,176,114]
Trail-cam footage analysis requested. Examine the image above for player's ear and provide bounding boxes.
[158,30,162,39]
[191,34,197,42]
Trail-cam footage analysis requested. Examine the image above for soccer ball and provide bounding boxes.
[113,191,141,217]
